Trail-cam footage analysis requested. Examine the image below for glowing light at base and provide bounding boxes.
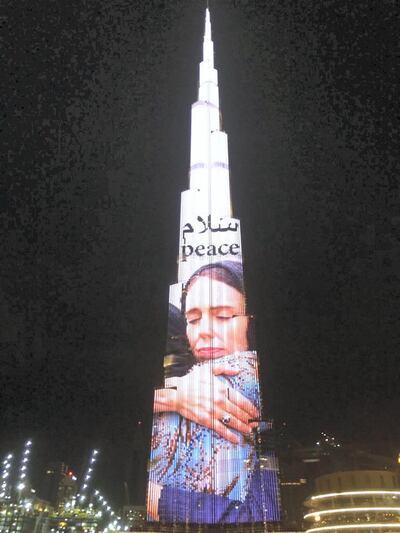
[93,489,126,531]
[16,439,32,494]
[307,525,400,533]
[77,448,99,504]
[305,485,400,533]
[0,453,13,499]
[312,490,400,500]
[305,507,400,519]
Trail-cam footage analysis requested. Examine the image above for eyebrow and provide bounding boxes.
[185,305,236,315]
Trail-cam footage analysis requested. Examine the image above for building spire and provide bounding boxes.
[199,7,216,103]
[205,7,211,41]
[202,7,213,68]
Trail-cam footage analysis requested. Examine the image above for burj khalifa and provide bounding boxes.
[146,9,280,525]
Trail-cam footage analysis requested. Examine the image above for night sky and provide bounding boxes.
[1,0,399,507]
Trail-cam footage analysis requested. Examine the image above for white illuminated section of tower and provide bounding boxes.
[177,9,241,284]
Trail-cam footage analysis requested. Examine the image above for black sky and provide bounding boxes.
[1,0,399,507]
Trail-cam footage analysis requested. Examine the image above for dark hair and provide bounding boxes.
[182,261,244,309]
[164,303,196,378]
[181,261,256,350]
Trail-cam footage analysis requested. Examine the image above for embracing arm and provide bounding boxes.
[154,364,259,444]
[154,388,177,413]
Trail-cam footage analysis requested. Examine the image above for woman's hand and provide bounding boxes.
[174,364,259,444]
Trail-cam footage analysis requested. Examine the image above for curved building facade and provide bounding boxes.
[304,470,400,533]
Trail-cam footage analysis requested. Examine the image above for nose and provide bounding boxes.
[198,313,214,339]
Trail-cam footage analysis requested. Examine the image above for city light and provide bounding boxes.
[76,448,99,505]
[305,507,400,519]
[307,524,400,533]
[16,440,32,499]
[0,441,128,532]
[311,490,400,500]
[0,452,13,499]
[305,485,400,533]
[91,489,127,531]
[316,432,341,449]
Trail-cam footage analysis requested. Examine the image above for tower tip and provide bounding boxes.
[205,5,211,40]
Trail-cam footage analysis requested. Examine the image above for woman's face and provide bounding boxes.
[185,276,249,360]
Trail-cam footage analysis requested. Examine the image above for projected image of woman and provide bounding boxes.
[147,261,279,524]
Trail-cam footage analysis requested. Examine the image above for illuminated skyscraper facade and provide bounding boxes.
[146,9,280,525]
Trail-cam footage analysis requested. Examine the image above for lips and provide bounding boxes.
[196,347,226,359]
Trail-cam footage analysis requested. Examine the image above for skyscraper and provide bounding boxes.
[42,462,77,509]
[146,9,280,525]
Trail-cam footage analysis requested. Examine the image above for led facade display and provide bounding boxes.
[146,9,280,525]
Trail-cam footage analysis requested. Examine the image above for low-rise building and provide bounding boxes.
[304,470,400,533]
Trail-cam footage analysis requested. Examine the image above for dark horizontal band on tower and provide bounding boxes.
[190,162,229,170]
[192,100,219,110]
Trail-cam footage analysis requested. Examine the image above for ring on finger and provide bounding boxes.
[221,414,231,425]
